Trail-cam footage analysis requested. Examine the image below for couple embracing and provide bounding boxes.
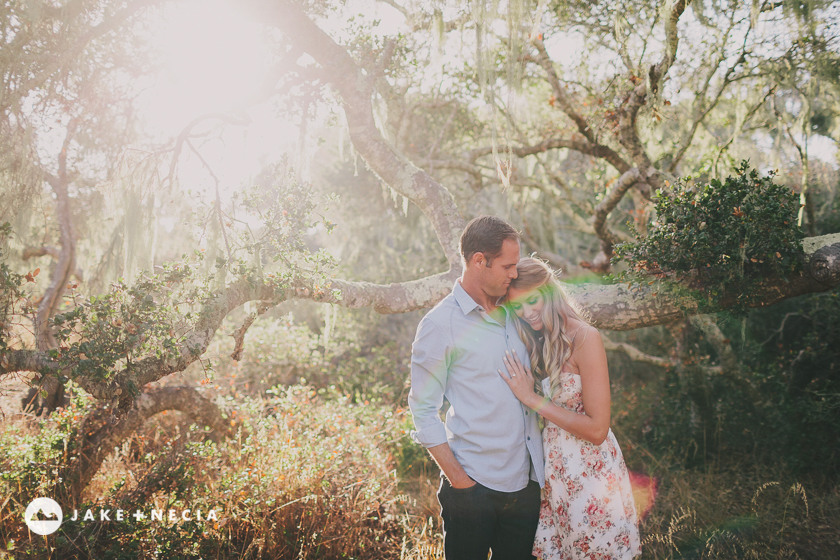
[408,216,641,559]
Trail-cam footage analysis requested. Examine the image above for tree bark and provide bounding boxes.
[565,234,840,331]
[3,235,838,396]
[244,0,466,269]
[25,124,78,415]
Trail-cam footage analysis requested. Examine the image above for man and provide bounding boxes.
[408,215,544,559]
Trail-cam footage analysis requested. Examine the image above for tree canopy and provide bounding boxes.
[1,0,839,411]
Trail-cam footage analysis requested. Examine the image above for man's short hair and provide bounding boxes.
[460,216,520,265]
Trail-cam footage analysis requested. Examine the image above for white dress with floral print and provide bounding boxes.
[533,373,641,559]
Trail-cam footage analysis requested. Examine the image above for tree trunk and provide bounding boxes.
[61,386,236,508]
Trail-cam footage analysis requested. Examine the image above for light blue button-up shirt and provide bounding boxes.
[408,281,545,492]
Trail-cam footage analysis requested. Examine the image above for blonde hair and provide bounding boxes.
[507,257,583,398]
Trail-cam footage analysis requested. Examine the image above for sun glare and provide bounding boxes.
[139,0,273,137]
[133,0,303,200]
[131,0,410,201]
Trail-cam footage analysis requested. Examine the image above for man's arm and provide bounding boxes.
[427,443,476,488]
[408,314,474,488]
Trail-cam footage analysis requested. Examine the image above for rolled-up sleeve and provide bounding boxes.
[408,315,449,448]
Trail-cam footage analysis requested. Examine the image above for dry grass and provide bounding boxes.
[0,385,440,559]
[639,468,839,559]
[2,378,837,559]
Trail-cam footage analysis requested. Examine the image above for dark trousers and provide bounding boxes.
[437,477,541,560]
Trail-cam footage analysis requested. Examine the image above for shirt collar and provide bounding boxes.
[453,281,510,319]
[453,280,482,315]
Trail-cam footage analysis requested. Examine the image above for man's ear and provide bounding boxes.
[470,252,485,269]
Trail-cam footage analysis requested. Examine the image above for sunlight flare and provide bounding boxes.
[138,0,273,136]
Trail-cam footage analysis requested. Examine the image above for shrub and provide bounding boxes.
[0,222,25,354]
[615,161,805,312]
[209,309,412,406]
[640,471,833,560]
[1,385,427,559]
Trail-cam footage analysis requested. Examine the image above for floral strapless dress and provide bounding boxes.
[533,373,641,559]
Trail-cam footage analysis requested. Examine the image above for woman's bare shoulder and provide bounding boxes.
[567,319,599,344]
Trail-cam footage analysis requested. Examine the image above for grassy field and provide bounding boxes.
[1,366,838,559]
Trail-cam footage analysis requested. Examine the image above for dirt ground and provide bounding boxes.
[0,373,37,419]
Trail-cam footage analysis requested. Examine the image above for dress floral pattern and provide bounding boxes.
[533,373,641,559]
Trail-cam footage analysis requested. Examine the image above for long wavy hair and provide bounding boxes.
[507,257,583,398]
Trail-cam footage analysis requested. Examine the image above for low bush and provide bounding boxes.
[1,385,434,559]
[615,161,805,312]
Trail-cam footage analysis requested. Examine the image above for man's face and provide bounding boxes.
[478,238,520,298]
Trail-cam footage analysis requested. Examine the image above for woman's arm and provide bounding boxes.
[500,326,612,445]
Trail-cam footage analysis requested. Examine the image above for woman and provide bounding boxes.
[499,257,640,559]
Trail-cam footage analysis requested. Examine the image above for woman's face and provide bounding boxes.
[507,286,545,331]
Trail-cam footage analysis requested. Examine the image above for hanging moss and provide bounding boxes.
[469,0,535,185]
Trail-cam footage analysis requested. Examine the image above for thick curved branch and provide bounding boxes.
[582,168,653,274]
[804,235,840,285]
[231,301,273,361]
[601,334,673,369]
[531,39,630,174]
[565,234,840,330]
[0,349,61,377]
[592,168,646,251]
[466,135,628,165]
[38,125,78,351]
[5,237,837,392]
[72,276,284,401]
[22,245,84,281]
[615,1,691,185]
[2,269,458,399]
[63,386,235,507]
[22,246,60,260]
[298,269,459,313]
[244,0,465,268]
[616,80,654,176]
[689,314,739,372]
[648,0,691,96]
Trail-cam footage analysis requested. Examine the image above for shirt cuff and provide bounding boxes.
[411,423,448,448]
